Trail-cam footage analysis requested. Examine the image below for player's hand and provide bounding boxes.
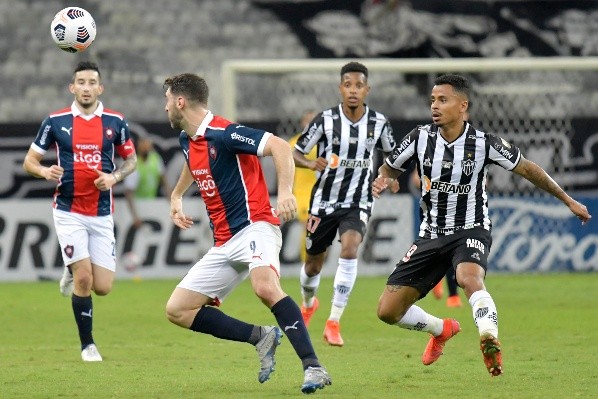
[310,157,328,172]
[372,175,395,198]
[275,191,297,222]
[93,168,116,191]
[43,165,64,182]
[389,179,400,193]
[568,200,592,225]
[170,196,194,229]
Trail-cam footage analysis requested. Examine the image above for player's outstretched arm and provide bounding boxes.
[265,135,297,222]
[513,156,592,224]
[170,166,194,229]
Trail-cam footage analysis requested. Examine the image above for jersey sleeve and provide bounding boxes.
[31,116,56,155]
[114,119,135,159]
[294,113,324,155]
[376,117,396,152]
[222,124,269,156]
[385,127,419,171]
[486,133,521,170]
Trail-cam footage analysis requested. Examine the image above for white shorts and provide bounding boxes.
[177,221,282,304]
[53,209,116,271]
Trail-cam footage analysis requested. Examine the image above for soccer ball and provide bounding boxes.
[50,7,96,53]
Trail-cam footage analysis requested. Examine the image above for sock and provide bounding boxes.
[329,258,357,321]
[446,269,459,297]
[469,290,499,338]
[300,264,320,308]
[72,294,94,350]
[190,306,253,343]
[271,296,320,370]
[395,305,444,336]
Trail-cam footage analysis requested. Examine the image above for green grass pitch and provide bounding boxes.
[1,273,596,398]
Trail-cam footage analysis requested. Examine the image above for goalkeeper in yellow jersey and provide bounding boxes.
[288,110,317,262]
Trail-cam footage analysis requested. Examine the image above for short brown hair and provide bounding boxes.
[163,73,209,105]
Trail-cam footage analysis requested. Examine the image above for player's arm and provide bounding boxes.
[381,151,400,193]
[23,148,64,181]
[293,148,328,172]
[373,163,403,198]
[264,135,297,222]
[170,165,194,229]
[513,156,591,224]
[94,153,137,191]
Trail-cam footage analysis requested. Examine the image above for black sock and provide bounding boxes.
[446,269,459,296]
[72,294,94,350]
[189,306,253,343]
[271,296,320,370]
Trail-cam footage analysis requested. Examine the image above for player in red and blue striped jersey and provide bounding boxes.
[163,73,331,394]
[23,61,137,362]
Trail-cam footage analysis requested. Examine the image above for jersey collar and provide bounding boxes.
[338,103,369,126]
[190,111,214,140]
[71,101,104,121]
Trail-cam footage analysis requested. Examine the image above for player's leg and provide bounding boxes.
[300,251,325,326]
[445,267,462,307]
[300,213,336,327]
[246,222,331,393]
[453,228,502,376]
[167,246,281,383]
[324,218,363,346]
[53,209,102,361]
[379,238,460,365]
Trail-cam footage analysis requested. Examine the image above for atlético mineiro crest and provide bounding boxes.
[104,128,114,140]
[64,245,74,258]
[461,159,476,176]
[208,145,217,160]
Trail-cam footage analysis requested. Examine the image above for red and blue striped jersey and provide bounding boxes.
[179,112,279,246]
[31,102,135,216]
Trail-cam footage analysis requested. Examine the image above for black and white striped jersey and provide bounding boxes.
[386,122,521,239]
[295,104,395,216]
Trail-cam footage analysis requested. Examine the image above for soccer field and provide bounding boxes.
[1,274,596,398]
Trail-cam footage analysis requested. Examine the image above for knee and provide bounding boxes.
[165,301,185,326]
[93,285,112,296]
[377,305,402,325]
[74,271,93,292]
[253,284,284,307]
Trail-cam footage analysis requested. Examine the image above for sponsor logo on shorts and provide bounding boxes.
[467,238,485,254]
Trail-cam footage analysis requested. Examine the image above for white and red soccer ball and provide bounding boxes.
[50,7,96,53]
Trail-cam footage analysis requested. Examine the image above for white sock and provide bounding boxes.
[469,290,499,338]
[395,305,444,336]
[300,264,320,307]
[329,258,358,321]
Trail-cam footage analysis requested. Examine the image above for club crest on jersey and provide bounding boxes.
[208,145,217,160]
[104,128,114,140]
[461,159,476,176]
[64,245,74,258]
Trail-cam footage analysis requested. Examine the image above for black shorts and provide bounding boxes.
[386,227,492,299]
[305,208,369,255]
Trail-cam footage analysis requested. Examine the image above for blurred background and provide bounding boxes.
[0,0,596,280]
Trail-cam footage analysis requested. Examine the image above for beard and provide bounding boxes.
[169,112,184,130]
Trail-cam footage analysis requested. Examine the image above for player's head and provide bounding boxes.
[136,137,154,157]
[430,74,470,128]
[163,73,209,130]
[339,62,370,111]
[70,61,103,110]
